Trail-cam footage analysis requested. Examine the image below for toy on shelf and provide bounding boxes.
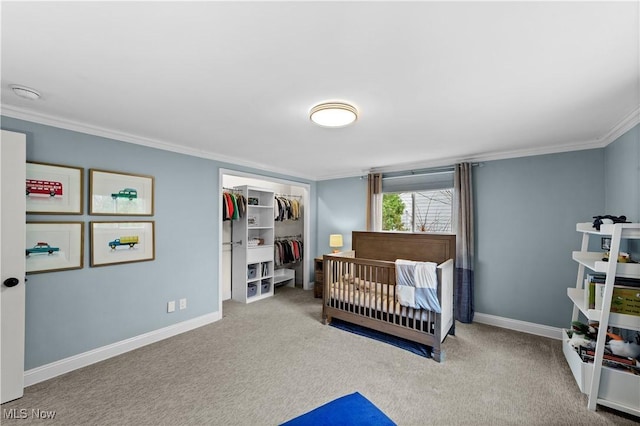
[607,331,640,359]
[566,321,597,349]
[592,215,629,231]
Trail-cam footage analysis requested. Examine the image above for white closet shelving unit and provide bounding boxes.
[563,222,640,416]
[231,186,275,303]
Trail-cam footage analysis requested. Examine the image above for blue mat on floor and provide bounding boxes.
[329,318,431,358]
[280,392,396,426]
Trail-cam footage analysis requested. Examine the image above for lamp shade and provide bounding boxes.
[329,234,343,253]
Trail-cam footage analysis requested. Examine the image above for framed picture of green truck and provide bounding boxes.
[26,222,84,273]
[90,221,155,267]
[89,169,154,215]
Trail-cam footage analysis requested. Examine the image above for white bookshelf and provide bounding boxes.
[565,222,640,416]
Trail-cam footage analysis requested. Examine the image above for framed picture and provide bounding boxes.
[89,169,154,215]
[26,162,83,214]
[26,222,84,274]
[90,221,155,267]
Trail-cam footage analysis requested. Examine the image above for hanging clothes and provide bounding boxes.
[236,194,247,218]
[222,192,233,221]
[274,195,301,221]
[231,193,239,220]
[274,237,303,266]
[222,191,246,221]
[290,198,300,220]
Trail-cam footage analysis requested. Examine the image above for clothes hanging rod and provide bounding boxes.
[275,193,303,199]
[275,234,302,240]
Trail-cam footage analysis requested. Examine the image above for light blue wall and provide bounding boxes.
[473,149,605,327]
[2,116,315,370]
[605,124,639,221]
[604,124,639,257]
[315,149,610,328]
[316,177,366,255]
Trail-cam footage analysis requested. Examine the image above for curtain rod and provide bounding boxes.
[362,162,483,180]
[382,166,454,179]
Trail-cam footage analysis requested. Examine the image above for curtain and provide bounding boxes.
[454,163,474,323]
[366,173,382,231]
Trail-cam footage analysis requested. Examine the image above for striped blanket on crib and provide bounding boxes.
[395,259,441,313]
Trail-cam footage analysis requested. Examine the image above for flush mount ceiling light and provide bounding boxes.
[309,102,358,127]
[10,84,41,100]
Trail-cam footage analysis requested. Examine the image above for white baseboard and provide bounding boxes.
[474,312,563,340]
[24,312,221,387]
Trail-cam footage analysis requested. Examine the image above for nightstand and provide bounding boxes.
[314,257,324,298]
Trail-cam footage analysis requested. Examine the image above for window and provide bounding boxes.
[383,189,453,233]
[380,168,454,233]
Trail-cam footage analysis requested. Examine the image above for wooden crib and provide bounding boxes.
[322,231,456,362]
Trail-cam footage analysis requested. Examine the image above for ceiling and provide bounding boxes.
[2,1,639,181]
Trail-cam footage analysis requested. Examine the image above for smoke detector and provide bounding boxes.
[10,85,41,100]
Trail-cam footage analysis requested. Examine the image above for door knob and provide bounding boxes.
[3,277,19,287]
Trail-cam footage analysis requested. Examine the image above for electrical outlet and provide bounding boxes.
[179,298,187,310]
[167,301,176,313]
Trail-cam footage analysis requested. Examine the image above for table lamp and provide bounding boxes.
[329,234,343,253]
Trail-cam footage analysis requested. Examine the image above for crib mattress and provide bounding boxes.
[329,280,435,322]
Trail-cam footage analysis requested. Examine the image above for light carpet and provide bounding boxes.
[1,286,637,425]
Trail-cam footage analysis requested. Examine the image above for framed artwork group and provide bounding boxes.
[25,162,156,273]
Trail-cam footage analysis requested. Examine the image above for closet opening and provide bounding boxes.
[219,169,311,308]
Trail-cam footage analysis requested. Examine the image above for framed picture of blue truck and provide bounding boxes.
[26,222,84,273]
[90,221,155,267]
[89,169,154,216]
[108,236,139,249]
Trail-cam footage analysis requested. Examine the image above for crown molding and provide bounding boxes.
[360,112,640,179]
[597,105,640,145]
[346,139,604,179]
[0,105,317,181]
[3,103,638,183]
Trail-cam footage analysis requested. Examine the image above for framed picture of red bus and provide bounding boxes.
[26,162,83,214]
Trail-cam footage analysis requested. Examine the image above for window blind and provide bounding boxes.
[381,168,454,193]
